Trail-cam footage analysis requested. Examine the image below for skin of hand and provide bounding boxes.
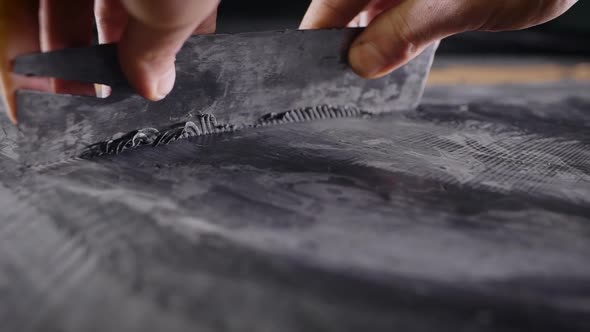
[0,0,219,123]
[301,0,579,79]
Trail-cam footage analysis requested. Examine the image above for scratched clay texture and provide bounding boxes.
[0,82,590,332]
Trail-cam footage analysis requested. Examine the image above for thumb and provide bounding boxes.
[119,0,219,101]
[349,0,579,79]
[349,0,475,79]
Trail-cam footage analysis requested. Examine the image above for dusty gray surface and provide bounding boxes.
[0,78,589,331]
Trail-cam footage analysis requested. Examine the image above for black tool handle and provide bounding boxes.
[12,43,130,88]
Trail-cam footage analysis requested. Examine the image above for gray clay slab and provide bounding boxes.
[0,79,589,332]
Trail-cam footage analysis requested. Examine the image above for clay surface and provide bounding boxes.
[0,77,589,331]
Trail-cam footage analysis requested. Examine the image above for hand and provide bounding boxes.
[0,0,219,123]
[301,0,578,79]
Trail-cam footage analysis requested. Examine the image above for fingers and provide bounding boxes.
[477,0,579,31]
[303,0,578,80]
[94,0,129,98]
[95,0,128,44]
[349,0,483,78]
[0,0,51,123]
[347,0,405,27]
[118,0,219,101]
[95,0,217,99]
[365,0,403,21]
[349,0,579,79]
[39,0,94,50]
[347,11,369,28]
[39,0,95,96]
[301,0,371,29]
[193,10,218,35]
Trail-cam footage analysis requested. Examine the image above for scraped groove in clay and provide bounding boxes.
[79,104,372,159]
[255,105,371,125]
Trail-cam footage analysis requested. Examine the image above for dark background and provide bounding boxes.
[217,0,590,55]
[218,0,589,32]
[217,0,308,33]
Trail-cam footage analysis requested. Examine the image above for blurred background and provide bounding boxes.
[217,0,590,56]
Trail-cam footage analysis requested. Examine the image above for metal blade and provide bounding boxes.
[14,29,437,165]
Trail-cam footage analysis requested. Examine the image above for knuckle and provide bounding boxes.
[122,0,219,30]
[382,9,420,59]
[477,0,577,31]
[95,14,127,29]
[316,0,351,18]
[94,0,126,29]
[193,13,218,34]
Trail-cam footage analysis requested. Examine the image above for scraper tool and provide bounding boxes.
[12,28,437,165]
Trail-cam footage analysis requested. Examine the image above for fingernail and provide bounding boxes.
[95,84,111,98]
[349,41,387,78]
[155,66,176,100]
